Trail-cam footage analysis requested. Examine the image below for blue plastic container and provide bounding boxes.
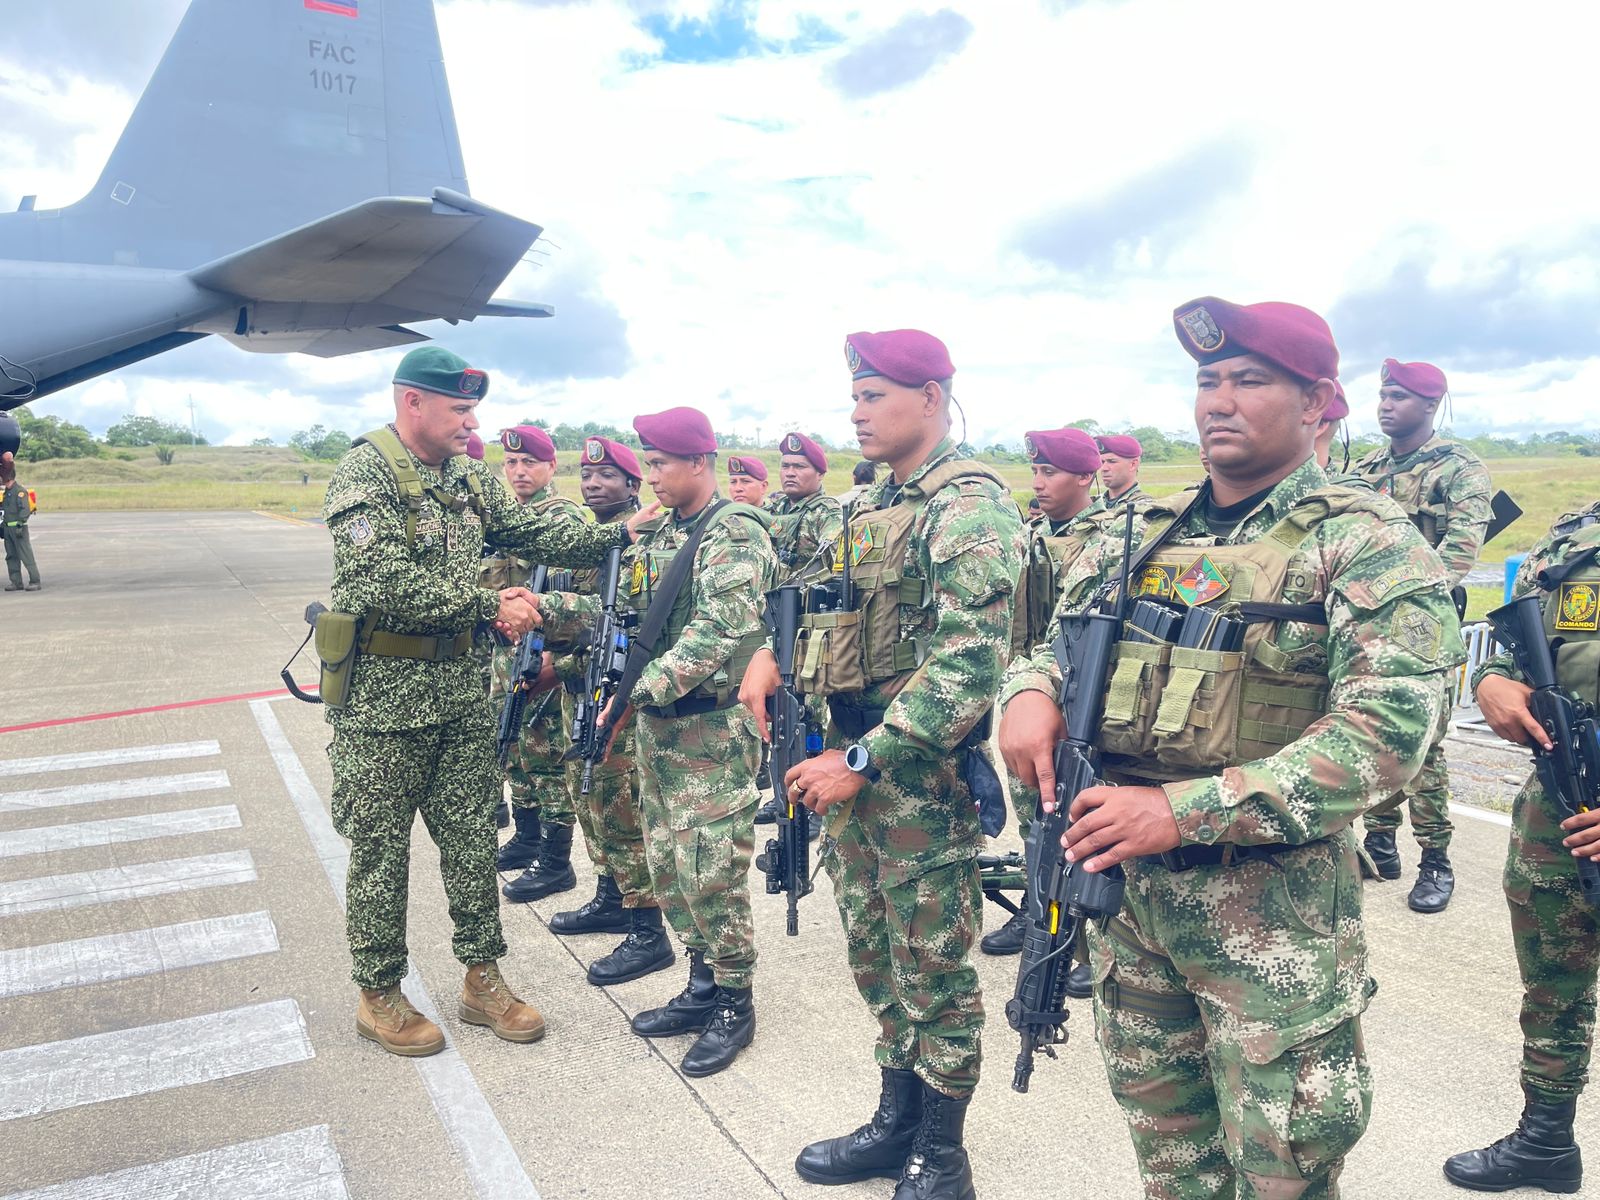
[1504,554,1527,604]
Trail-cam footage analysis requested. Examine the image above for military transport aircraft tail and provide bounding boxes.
[0,0,551,406]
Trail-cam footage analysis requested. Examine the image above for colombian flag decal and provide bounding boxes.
[305,0,359,17]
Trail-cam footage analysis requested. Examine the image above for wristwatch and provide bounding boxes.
[844,742,881,784]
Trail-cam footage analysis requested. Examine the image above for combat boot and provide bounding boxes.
[754,796,782,825]
[587,905,675,985]
[495,799,510,829]
[979,909,1025,956]
[795,1067,924,1184]
[503,821,576,902]
[550,874,629,934]
[496,804,541,871]
[632,949,718,1037]
[1063,961,1093,1000]
[1443,1089,1582,1193]
[356,985,445,1057]
[892,1083,976,1200]
[1364,830,1402,880]
[680,985,755,1077]
[459,961,546,1043]
[1410,847,1456,913]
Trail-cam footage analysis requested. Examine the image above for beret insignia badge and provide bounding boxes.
[1024,435,1038,459]
[783,434,802,453]
[728,456,745,474]
[585,438,605,463]
[845,341,862,372]
[1179,307,1224,353]
[458,368,486,396]
[1380,361,1395,384]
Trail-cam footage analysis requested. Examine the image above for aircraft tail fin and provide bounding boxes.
[16,0,471,270]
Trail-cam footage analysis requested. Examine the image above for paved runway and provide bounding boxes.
[0,511,1588,1198]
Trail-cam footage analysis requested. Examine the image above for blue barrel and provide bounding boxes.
[1504,554,1527,603]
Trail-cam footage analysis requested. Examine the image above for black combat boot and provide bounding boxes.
[1063,961,1093,1000]
[979,910,1025,956]
[495,805,541,871]
[502,821,576,902]
[632,949,719,1037]
[1443,1089,1582,1193]
[1364,830,1402,880]
[587,905,675,986]
[550,874,629,935]
[754,796,782,825]
[680,985,755,1078]
[795,1068,924,1184]
[892,1083,976,1200]
[495,799,510,829]
[1410,847,1456,913]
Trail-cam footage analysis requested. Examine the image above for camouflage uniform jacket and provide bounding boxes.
[1101,482,1151,511]
[1009,505,1108,662]
[476,480,582,590]
[551,503,638,690]
[840,437,1025,775]
[1001,457,1462,846]
[1353,434,1493,587]
[765,488,844,576]
[537,496,776,711]
[323,436,624,732]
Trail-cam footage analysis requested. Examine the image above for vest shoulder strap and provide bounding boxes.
[355,426,426,546]
[902,459,1005,508]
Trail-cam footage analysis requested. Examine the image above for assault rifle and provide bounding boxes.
[566,546,637,795]
[756,583,823,935]
[496,566,573,768]
[1005,505,1135,1093]
[1488,595,1600,905]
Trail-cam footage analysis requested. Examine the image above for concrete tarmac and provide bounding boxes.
[0,511,1590,1198]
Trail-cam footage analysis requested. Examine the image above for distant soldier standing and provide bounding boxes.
[999,299,1460,1199]
[1443,496,1600,1195]
[838,459,879,509]
[3,464,41,592]
[1096,433,1148,510]
[726,454,770,508]
[547,437,675,987]
[745,330,1023,1199]
[1355,358,1492,912]
[320,348,649,1057]
[535,408,775,1077]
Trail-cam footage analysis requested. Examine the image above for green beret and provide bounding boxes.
[393,346,490,400]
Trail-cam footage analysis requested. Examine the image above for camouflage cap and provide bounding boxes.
[393,346,490,400]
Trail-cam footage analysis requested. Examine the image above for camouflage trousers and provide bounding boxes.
[825,753,986,1099]
[562,690,653,908]
[1504,771,1600,1102]
[636,705,759,989]
[490,645,574,822]
[1364,682,1454,850]
[1087,837,1373,1199]
[328,712,506,989]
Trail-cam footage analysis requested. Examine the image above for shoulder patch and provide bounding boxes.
[1392,606,1443,662]
[324,489,368,518]
[344,514,376,547]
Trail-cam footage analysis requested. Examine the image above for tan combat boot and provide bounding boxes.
[460,961,546,1043]
[356,986,445,1057]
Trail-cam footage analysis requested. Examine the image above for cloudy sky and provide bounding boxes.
[3,0,1598,449]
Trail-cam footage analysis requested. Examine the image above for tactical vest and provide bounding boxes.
[1096,486,1383,781]
[477,492,574,590]
[626,502,772,707]
[796,460,1005,695]
[1014,513,1106,658]
[1537,509,1600,708]
[355,426,485,548]
[1356,440,1468,547]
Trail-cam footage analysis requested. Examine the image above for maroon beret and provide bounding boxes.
[1326,380,1350,422]
[582,435,642,480]
[779,431,828,473]
[726,454,768,482]
[1095,434,1142,459]
[1381,358,1448,400]
[845,329,955,386]
[1173,297,1339,385]
[464,433,485,461]
[1026,428,1101,474]
[634,406,717,456]
[501,424,556,462]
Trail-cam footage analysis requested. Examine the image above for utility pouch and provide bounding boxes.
[1099,640,1170,759]
[1151,647,1245,771]
[796,609,868,696]
[314,610,362,710]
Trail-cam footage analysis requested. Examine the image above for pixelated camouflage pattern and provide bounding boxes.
[321,436,625,732]
[1362,716,1453,850]
[329,712,505,988]
[1352,434,1493,587]
[765,488,843,575]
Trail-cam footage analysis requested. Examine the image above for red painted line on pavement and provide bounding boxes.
[0,685,319,734]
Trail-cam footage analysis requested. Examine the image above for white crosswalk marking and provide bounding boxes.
[0,999,313,1122]
[0,1125,348,1200]
[0,741,222,779]
[0,770,232,814]
[0,806,241,859]
[0,850,257,918]
[0,911,279,999]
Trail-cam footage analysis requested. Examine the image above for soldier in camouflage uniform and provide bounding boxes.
[982,426,1109,963]
[744,329,1023,1200]
[999,299,1460,1200]
[319,347,649,1058]
[1095,433,1150,511]
[546,436,674,988]
[482,424,587,903]
[1444,498,1600,1195]
[1354,358,1493,913]
[535,407,775,1078]
[726,453,770,507]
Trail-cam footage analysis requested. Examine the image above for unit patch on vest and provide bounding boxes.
[1137,562,1182,599]
[1173,555,1230,606]
[1393,606,1443,662]
[346,515,374,546]
[850,522,878,567]
[1556,582,1600,632]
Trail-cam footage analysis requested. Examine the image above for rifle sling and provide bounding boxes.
[1539,545,1599,590]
